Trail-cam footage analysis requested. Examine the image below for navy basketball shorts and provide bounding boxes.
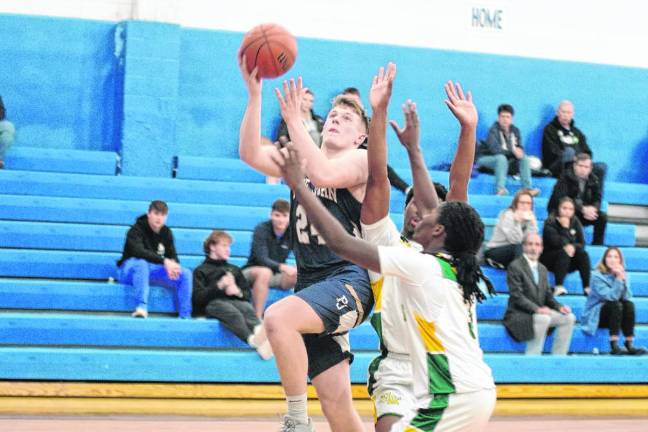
[295,264,374,379]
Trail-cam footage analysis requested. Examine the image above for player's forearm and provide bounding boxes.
[367,106,389,182]
[239,96,263,164]
[361,106,390,224]
[447,124,475,202]
[406,145,438,214]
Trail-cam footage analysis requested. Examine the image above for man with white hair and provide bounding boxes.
[541,100,606,183]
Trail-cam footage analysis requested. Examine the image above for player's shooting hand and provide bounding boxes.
[390,100,420,153]
[238,54,262,98]
[444,81,477,128]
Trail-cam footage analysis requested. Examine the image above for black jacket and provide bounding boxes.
[117,214,178,267]
[192,258,252,315]
[541,216,585,252]
[541,116,592,177]
[547,167,602,214]
[244,220,290,273]
[504,256,562,342]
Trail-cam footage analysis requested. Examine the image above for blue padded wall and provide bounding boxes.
[119,21,181,177]
[0,14,119,152]
[1,14,646,181]
[175,31,648,183]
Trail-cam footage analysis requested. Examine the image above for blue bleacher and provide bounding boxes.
[0,219,636,260]
[0,347,644,383]
[3,246,647,280]
[175,156,648,206]
[0,312,646,354]
[5,147,119,175]
[2,151,648,388]
[0,194,271,230]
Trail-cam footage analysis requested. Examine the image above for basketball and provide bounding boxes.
[239,23,297,79]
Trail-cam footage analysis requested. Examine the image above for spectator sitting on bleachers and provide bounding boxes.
[541,100,606,184]
[504,232,575,355]
[342,86,412,195]
[242,198,296,318]
[276,88,324,148]
[476,104,540,196]
[116,200,192,319]
[0,96,16,169]
[484,189,538,269]
[540,197,591,297]
[581,247,647,355]
[548,153,607,245]
[193,230,273,360]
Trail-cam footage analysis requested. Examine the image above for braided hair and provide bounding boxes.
[436,201,495,304]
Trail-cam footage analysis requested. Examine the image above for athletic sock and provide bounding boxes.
[286,393,308,424]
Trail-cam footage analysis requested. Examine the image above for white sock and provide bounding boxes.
[286,393,308,424]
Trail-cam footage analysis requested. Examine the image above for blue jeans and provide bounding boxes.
[118,258,192,318]
[477,154,532,191]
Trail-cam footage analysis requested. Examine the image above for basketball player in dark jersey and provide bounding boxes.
[239,58,378,431]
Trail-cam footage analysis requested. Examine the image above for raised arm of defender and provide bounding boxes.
[444,81,478,203]
[360,63,396,225]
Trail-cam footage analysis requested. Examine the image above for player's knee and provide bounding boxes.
[319,382,352,410]
[262,303,286,336]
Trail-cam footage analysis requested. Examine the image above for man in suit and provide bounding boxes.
[503,232,576,355]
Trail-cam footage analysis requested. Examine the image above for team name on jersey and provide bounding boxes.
[301,178,338,203]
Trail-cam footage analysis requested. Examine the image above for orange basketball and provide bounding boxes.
[239,23,297,79]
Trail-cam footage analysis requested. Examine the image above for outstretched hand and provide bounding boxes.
[274,78,305,124]
[269,143,306,190]
[444,81,477,128]
[390,99,420,152]
[238,55,262,98]
[369,63,396,111]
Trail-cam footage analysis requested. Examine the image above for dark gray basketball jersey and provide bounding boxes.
[289,178,362,289]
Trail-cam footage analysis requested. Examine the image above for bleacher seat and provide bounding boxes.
[0,347,644,383]
[0,311,646,354]
[4,147,118,175]
[1,151,647,391]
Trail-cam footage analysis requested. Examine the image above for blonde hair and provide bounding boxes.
[203,230,233,255]
[331,95,369,133]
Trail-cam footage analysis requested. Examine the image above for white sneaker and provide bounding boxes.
[249,323,267,347]
[255,339,274,360]
[280,415,314,432]
[553,285,568,296]
[247,323,273,360]
[131,307,148,318]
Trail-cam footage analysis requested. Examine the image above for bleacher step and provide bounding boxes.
[4,147,118,175]
[0,347,645,383]
[0,311,645,353]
